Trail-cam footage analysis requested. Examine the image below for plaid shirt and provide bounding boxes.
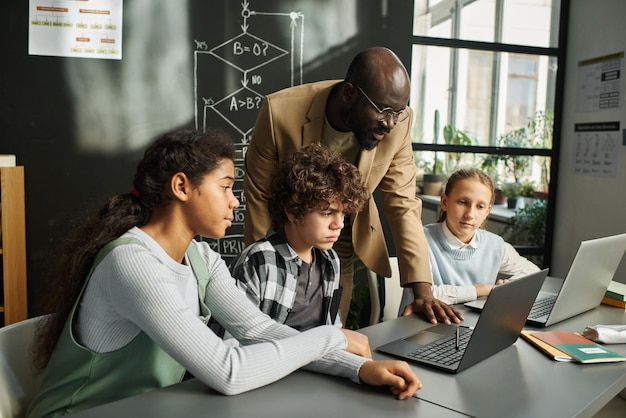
[230,228,343,327]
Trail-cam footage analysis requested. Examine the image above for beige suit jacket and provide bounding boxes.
[244,80,432,286]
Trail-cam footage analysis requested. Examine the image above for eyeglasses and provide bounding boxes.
[355,86,409,123]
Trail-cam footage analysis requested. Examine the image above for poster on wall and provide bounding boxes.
[575,52,623,112]
[28,0,123,60]
[573,121,619,178]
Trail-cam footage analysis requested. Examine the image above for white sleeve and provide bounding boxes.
[107,244,355,395]
[500,242,540,279]
[431,284,478,304]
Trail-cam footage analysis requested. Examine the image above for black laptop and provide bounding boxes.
[376,268,548,373]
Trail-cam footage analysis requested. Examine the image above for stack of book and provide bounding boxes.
[602,281,626,308]
[521,330,626,363]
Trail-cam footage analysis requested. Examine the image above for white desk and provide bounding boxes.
[68,364,464,417]
[68,304,625,418]
[361,304,626,418]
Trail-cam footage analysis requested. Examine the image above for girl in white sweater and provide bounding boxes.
[425,168,539,304]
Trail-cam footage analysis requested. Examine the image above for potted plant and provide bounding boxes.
[442,124,475,174]
[528,111,553,195]
[517,180,536,208]
[422,110,446,195]
[504,199,548,265]
[480,154,506,205]
[507,200,547,245]
[422,167,445,195]
[493,187,507,206]
[497,133,532,184]
[502,182,522,209]
[481,112,553,204]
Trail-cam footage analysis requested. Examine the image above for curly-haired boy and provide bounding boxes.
[231,143,369,330]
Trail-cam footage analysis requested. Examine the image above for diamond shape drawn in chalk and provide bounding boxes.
[208,86,264,136]
[210,32,288,73]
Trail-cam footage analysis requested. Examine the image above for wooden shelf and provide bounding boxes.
[1,166,27,325]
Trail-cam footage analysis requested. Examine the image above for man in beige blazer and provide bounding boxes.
[244,47,462,325]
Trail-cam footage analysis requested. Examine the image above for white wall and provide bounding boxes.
[553,0,626,283]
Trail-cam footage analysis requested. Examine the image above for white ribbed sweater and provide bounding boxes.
[76,227,364,395]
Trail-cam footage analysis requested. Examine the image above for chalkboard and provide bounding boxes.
[2,1,412,314]
[191,2,310,261]
[189,0,411,263]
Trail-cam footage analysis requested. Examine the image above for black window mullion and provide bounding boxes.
[412,143,552,157]
[410,35,559,57]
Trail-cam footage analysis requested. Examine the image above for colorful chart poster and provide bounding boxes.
[29,0,123,60]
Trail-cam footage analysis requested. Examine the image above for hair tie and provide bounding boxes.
[130,187,141,197]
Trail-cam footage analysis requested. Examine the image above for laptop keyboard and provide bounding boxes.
[528,295,557,319]
[407,328,473,366]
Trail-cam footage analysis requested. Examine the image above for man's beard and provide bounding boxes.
[345,109,384,150]
[355,130,380,150]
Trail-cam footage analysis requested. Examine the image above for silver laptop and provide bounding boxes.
[465,233,626,327]
[376,269,548,373]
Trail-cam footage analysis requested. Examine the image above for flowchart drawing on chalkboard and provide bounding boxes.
[193,1,304,261]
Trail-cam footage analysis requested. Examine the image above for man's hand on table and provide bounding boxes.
[401,282,463,324]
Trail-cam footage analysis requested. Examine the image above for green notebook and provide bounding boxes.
[530,331,626,363]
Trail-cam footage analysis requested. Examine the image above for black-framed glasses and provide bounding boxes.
[355,86,409,123]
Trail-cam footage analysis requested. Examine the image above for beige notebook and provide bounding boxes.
[520,330,573,362]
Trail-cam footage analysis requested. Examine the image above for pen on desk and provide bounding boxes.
[455,327,460,349]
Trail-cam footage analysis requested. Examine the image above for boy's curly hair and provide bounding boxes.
[268,143,369,226]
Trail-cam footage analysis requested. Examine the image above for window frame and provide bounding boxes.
[407,0,571,267]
